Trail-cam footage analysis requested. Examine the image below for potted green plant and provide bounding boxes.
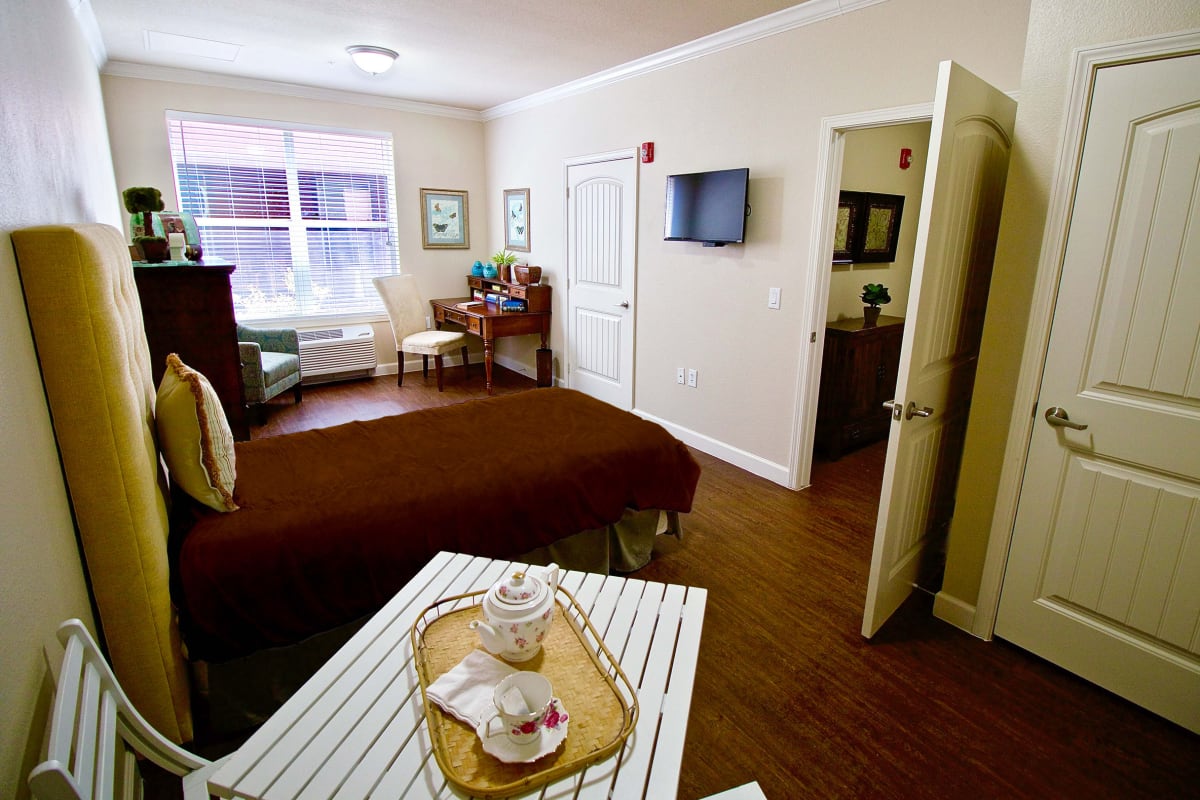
[860,283,891,327]
[123,187,168,262]
[491,249,518,282]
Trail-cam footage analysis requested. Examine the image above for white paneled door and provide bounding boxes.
[566,153,637,410]
[996,52,1200,732]
[862,62,1016,637]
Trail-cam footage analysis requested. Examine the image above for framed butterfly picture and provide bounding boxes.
[420,188,470,249]
[503,188,530,252]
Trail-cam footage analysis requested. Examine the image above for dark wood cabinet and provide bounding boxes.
[815,315,904,460]
[132,261,249,441]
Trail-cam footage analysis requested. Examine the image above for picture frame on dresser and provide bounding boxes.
[420,188,470,249]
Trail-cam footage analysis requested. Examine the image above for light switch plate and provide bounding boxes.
[687,368,698,388]
[768,287,781,309]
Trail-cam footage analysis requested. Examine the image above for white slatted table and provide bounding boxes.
[208,551,707,799]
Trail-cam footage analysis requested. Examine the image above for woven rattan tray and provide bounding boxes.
[411,585,638,798]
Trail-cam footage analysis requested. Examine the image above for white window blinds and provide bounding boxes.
[166,112,399,321]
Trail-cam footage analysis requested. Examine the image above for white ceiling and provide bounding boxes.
[89,0,809,112]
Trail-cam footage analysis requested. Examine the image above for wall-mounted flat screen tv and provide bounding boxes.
[663,167,750,247]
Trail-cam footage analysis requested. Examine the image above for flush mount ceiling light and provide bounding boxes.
[346,45,398,75]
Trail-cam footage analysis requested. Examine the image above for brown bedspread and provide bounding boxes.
[174,388,700,660]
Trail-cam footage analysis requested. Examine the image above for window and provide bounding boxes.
[167,112,399,321]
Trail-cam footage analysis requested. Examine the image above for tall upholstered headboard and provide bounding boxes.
[13,224,192,742]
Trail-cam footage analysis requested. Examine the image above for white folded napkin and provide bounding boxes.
[425,649,517,727]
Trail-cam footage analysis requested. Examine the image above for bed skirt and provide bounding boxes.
[191,508,680,736]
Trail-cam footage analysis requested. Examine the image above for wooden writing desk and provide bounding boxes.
[430,298,550,394]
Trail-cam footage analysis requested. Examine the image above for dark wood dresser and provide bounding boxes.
[815,315,904,460]
[132,261,249,441]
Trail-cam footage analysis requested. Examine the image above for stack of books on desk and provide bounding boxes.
[454,300,484,310]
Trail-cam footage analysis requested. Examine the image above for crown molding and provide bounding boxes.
[93,0,891,124]
[100,60,484,121]
[481,0,889,120]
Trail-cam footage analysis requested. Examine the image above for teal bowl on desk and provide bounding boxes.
[482,264,497,278]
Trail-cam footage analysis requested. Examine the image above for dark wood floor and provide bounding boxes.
[249,361,538,438]
[245,366,1199,799]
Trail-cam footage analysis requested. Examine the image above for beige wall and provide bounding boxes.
[829,121,931,323]
[484,0,1028,473]
[940,0,1200,624]
[0,2,115,797]
[101,76,490,368]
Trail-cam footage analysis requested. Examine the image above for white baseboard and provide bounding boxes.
[933,590,978,636]
[382,353,473,375]
[381,353,546,384]
[492,353,538,381]
[633,409,791,487]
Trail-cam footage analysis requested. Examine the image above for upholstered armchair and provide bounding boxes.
[237,324,302,415]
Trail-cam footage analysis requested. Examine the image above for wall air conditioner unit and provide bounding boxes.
[297,324,377,384]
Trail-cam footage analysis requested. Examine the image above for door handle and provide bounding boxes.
[905,401,934,420]
[1044,406,1088,430]
[882,400,934,421]
[615,301,630,308]
[878,402,931,422]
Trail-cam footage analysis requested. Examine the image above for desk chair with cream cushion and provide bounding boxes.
[373,274,469,391]
[29,619,229,800]
[237,323,302,415]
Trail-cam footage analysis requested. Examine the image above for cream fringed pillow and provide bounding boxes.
[156,354,239,512]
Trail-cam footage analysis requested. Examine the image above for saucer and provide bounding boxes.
[476,697,569,763]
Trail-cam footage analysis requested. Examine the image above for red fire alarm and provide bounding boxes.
[640,142,654,163]
[899,148,913,170]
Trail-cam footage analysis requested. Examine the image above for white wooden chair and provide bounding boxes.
[373,274,470,391]
[28,619,226,800]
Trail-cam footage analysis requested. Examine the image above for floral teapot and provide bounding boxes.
[469,563,560,662]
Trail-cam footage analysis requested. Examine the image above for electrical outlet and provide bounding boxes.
[676,367,685,385]
[768,287,781,309]
[687,368,698,388]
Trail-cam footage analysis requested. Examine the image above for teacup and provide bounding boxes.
[485,672,552,745]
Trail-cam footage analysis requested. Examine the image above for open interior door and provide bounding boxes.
[862,61,1016,637]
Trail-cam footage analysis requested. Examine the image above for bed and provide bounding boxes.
[175,387,700,661]
[13,223,700,743]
